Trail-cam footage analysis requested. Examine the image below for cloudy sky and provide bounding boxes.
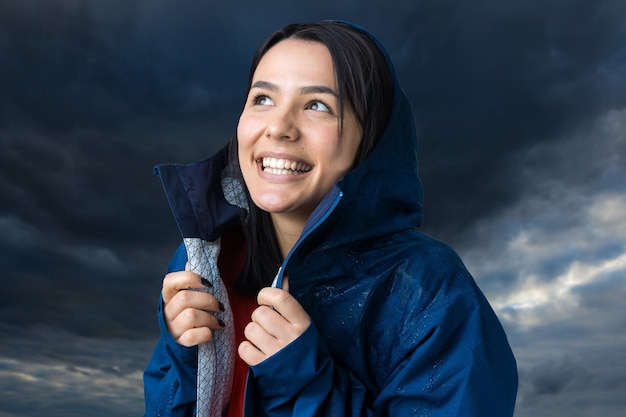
[1,0,625,416]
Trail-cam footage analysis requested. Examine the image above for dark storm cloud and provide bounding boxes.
[0,124,186,338]
[572,270,626,309]
[526,356,588,397]
[513,325,626,417]
[0,0,246,340]
[0,324,149,417]
[390,0,626,241]
[0,1,143,130]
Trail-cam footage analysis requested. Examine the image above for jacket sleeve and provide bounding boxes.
[372,290,519,417]
[143,243,198,417]
[244,322,372,417]
[243,284,517,416]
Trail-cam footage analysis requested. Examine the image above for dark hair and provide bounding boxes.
[230,21,394,294]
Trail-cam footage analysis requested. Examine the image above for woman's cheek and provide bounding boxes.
[237,113,264,143]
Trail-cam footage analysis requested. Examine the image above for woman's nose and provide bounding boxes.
[265,108,299,141]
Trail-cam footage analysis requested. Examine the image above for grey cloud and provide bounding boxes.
[0,323,152,416]
[526,356,589,397]
[0,0,243,133]
[514,345,626,417]
[393,0,626,240]
[571,271,626,314]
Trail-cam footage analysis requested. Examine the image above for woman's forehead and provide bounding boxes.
[252,39,335,87]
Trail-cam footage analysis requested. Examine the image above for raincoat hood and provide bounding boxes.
[334,22,424,236]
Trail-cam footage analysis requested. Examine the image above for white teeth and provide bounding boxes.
[264,168,298,175]
[262,157,311,174]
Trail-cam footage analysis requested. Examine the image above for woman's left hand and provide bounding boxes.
[239,286,311,366]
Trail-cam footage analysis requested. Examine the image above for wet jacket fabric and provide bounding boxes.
[144,24,518,417]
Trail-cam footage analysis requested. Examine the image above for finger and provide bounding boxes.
[169,307,224,340]
[257,287,310,327]
[162,270,210,303]
[238,340,267,366]
[249,304,289,340]
[243,318,282,355]
[177,327,214,347]
[282,275,290,292]
[165,290,223,321]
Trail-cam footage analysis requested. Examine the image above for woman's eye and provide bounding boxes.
[308,100,331,113]
[253,95,273,106]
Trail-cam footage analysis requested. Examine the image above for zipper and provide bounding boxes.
[271,189,344,289]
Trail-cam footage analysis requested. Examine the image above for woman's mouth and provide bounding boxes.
[261,157,312,175]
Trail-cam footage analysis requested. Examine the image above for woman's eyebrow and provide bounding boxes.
[299,85,338,97]
[250,80,337,97]
[250,80,278,91]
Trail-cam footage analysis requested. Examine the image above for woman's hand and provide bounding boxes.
[162,264,225,347]
[238,286,311,366]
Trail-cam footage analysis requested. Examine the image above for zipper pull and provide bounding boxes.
[271,266,283,289]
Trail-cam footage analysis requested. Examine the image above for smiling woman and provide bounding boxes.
[144,21,518,417]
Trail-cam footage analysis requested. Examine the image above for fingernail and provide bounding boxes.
[200,277,213,288]
[218,302,225,312]
[217,318,226,327]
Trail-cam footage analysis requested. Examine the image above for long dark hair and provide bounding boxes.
[230,21,394,294]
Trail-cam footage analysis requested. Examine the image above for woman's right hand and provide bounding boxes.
[161,264,225,347]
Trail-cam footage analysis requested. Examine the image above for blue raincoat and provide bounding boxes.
[144,24,517,417]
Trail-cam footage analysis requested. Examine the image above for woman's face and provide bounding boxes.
[237,39,363,223]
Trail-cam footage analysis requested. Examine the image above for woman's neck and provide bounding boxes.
[271,212,309,259]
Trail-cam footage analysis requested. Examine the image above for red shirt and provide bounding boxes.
[218,230,258,417]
